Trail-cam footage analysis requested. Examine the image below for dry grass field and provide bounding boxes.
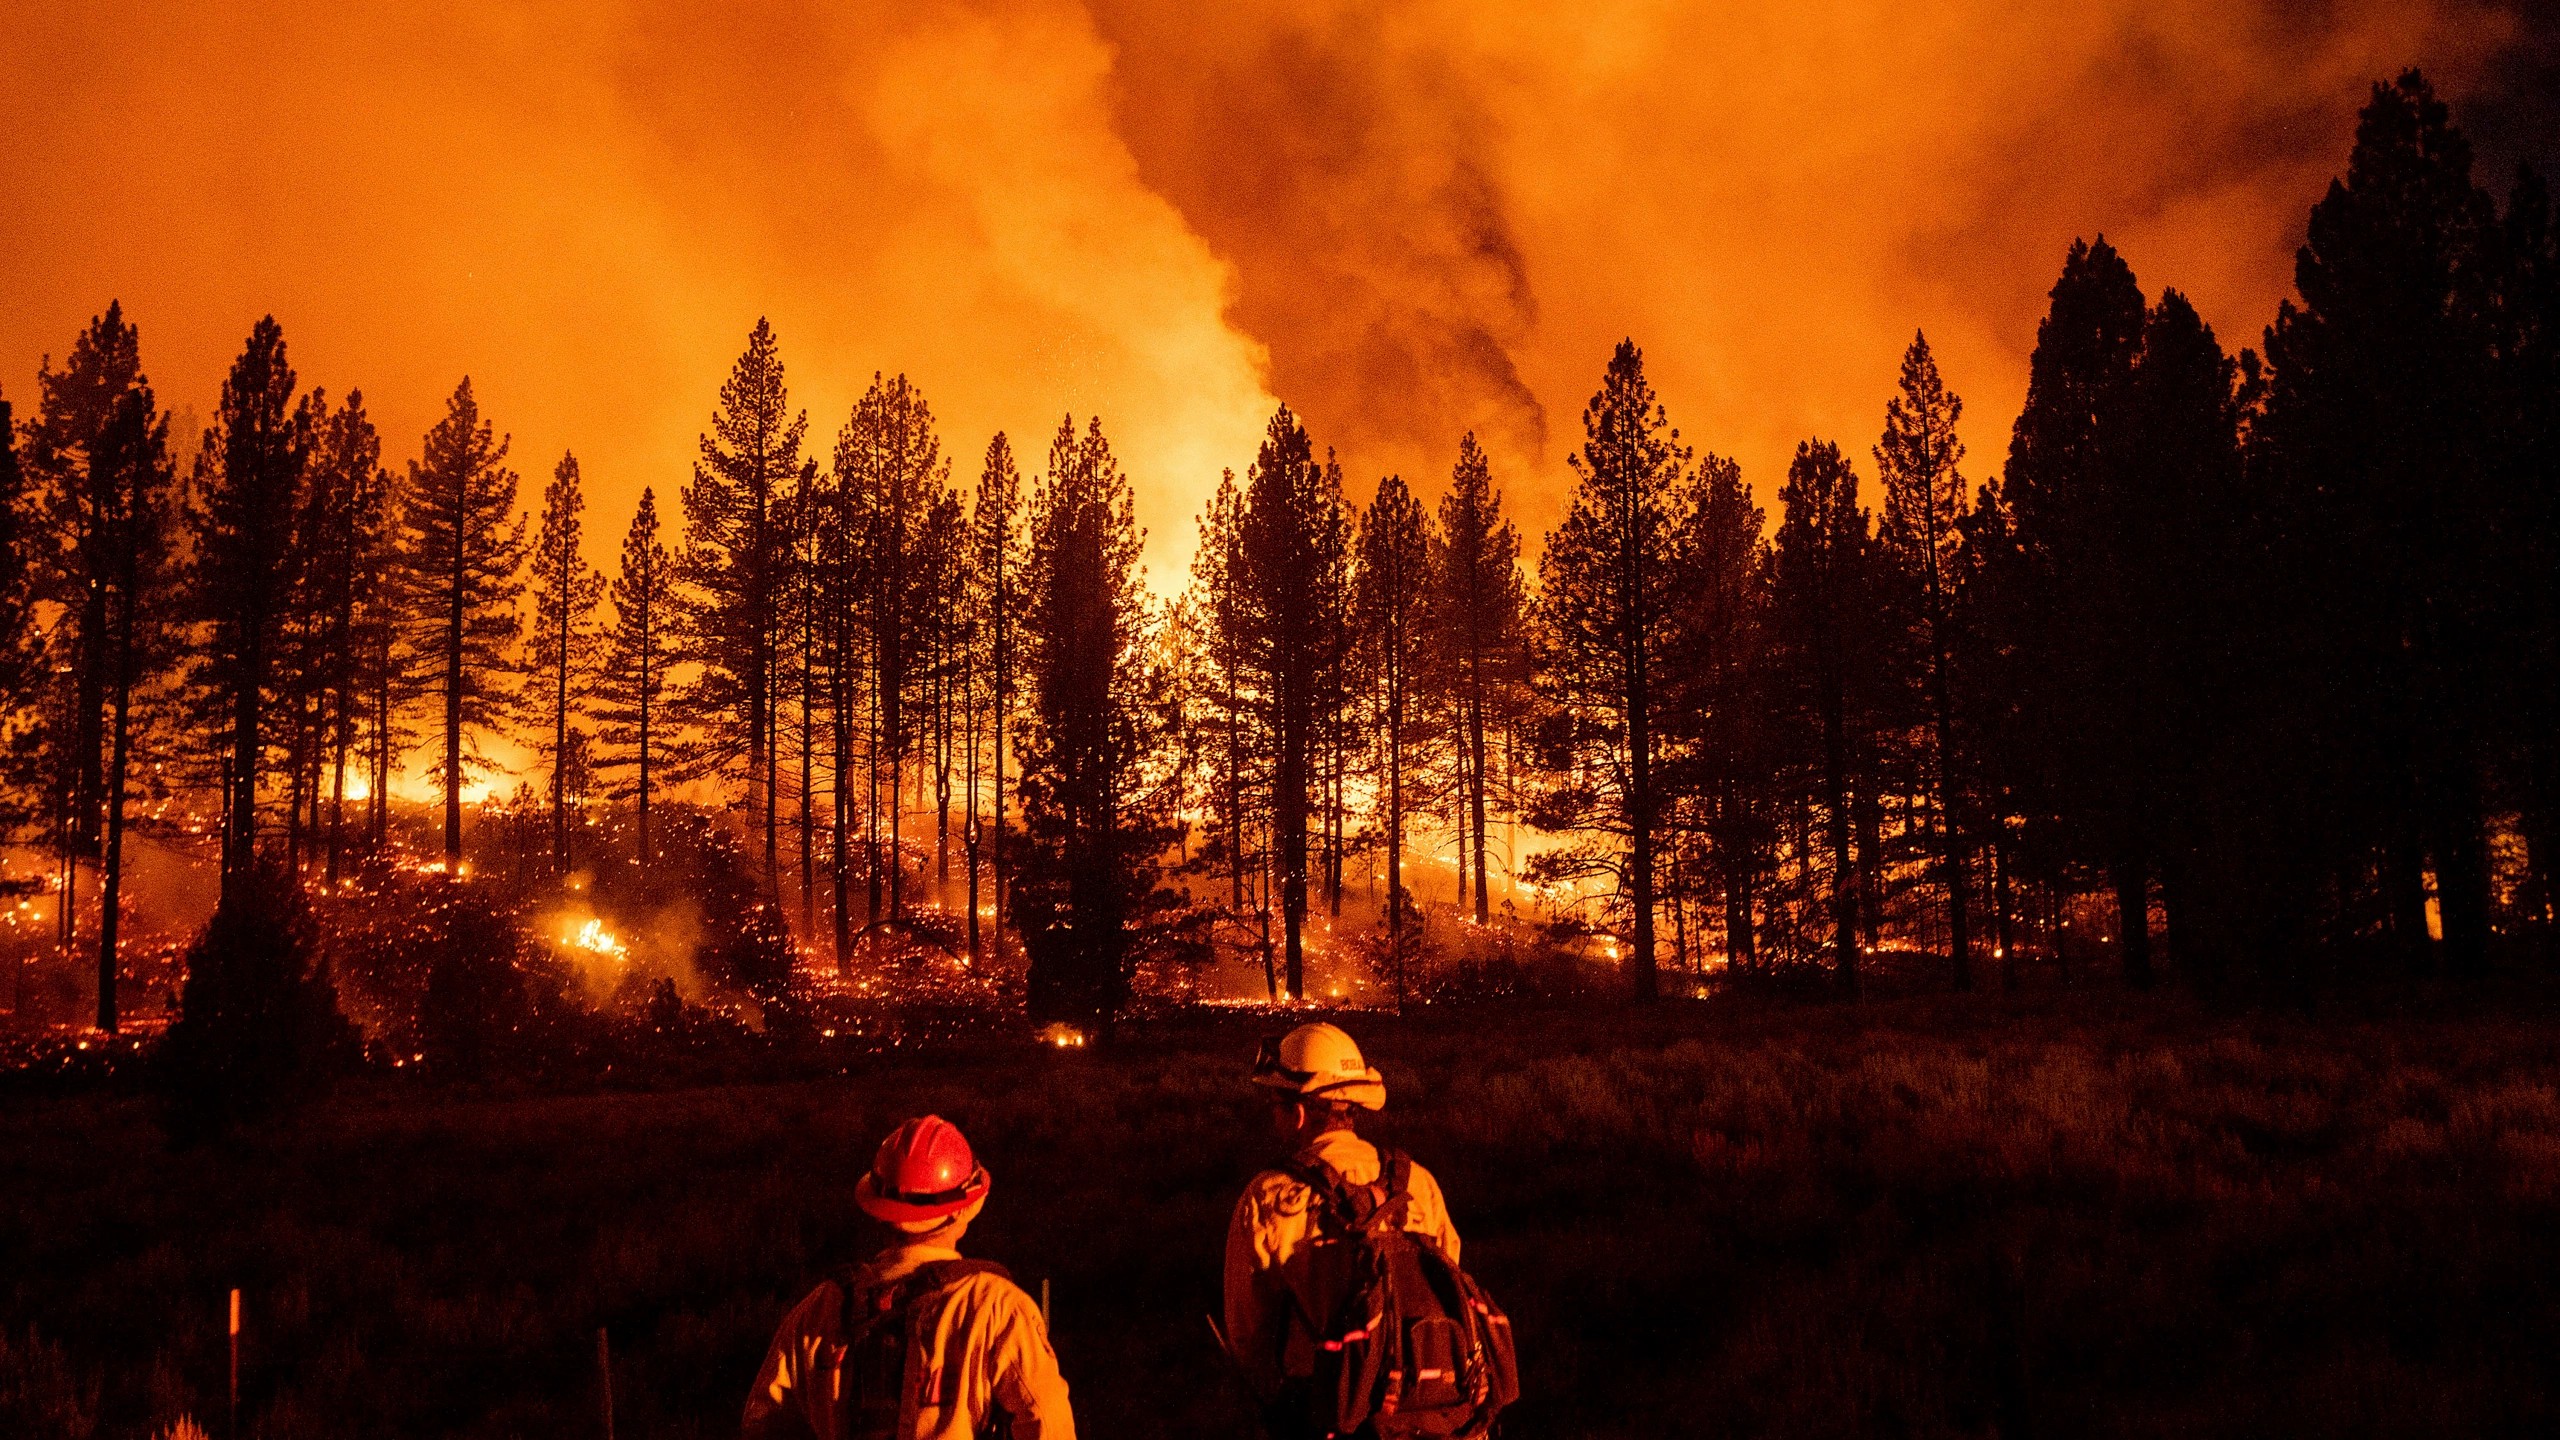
[7,986,2560,1437]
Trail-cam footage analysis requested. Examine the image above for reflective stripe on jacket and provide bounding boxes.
[743,1243,1074,1440]
[1221,1129,1461,1400]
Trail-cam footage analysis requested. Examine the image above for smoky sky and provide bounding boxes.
[3,0,2552,582]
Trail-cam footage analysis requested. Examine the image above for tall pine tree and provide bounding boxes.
[972,432,1025,954]
[680,319,808,891]
[399,379,527,869]
[186,318,309,904]
[1999,239,2153,984]
[1530,340,1691,1001]
[1874,333,1977,990]
[526,452,604,874]
[1015,416,1178,1037]
[2256,70,2502,972]
[1238,406,1352,1000]
[1355,473,1432,996]
[1430,433,1526,926]
[597,488,676,867]
[1769,441,1873,990]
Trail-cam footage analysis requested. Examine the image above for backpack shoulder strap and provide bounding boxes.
[908,1258,1012,1297]
[836,1259,1014,1335]
[1282,1154,1358,1230]
[1366,1149,1415,1232]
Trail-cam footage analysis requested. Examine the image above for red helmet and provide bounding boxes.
[856,1114,991,1224]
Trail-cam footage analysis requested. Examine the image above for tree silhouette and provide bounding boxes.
[679,320,808,892]
[1999,238,2153,984]
[1663,450,1770,979]
[27,304,146,953]
[186,317,308,904]
[2494,168,2560,936]
[30,307,179,1025]
[399,379,526,869]
[1874,333,1977,990]
[1769,441,1873,990]
[1354,472,1432,997]
[26,304,178,1027]
[1015,415,1178,1035]
[1530,340,1691,1001]
[2124,290,2246,978]
[526,452,604,874]
[1238,406,1353,1000]
[294,392,397,885]
[971,432,1025,957]
[2257,70,2502,973]
[0,398,38,834]
[596,487,675,868]
[1430,433,1526,927]
[1185,469,1271,990]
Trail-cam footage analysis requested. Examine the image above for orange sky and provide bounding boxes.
[4,0,2553,588]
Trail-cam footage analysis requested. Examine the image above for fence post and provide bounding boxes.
[597,1326,614,1440]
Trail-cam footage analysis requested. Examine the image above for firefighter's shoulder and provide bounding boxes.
[939,1267,1045,1330]
[1239,1165,1318,1219]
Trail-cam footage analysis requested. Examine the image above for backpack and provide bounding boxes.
[829,1258,1012,1440]
[1279,1150,1519,1440]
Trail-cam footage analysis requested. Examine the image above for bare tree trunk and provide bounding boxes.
[1467,679,1491,923]
[96,603,138,1034]
[1993,832,2019,993]
[1627,645,1659,1002]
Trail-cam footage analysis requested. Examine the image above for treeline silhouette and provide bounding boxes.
[2,71,2552,1041]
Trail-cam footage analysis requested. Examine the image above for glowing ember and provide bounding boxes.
[1037,1022,1087,1049]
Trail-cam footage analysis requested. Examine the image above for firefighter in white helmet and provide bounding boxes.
[1221,1022,1462,1413]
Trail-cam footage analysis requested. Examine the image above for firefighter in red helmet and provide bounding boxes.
[744,1115,1075,1440]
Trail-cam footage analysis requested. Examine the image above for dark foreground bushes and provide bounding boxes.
[6,989,2560,1437]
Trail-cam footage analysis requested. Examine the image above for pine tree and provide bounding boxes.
[1529,340,1692,1001]
[186,317,309,904]
[399,378,527,869]
[836,373,942,927]
[298,392,396,884]
[2128,291,2247,976]
[679,319,808,892]
[597,488,676,867]
[1999,239,2152,983]
[2493,168,2560,936]
[1355,473,1432,997]
[2257,70,2502,973]
[1769,441,1872,990]
[1430,434,1527,927]
[1874,332,1977,990]
[25,304,179,1026]
[1239,406,1352,1000]
[923,488,967,897]
[526,452,605,874]
[812,410,869,966]
[27,304,147,952]
[1015,415,1178,1036]
[0,399,38,828]
[971,433,1025,955]
[784,459,824,935]
[1663,451,1770,978]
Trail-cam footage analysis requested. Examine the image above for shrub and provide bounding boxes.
[0,1328,94,1440]
[154,867,358,1138]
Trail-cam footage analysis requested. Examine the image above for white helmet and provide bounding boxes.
[1251,1022,1386,1111]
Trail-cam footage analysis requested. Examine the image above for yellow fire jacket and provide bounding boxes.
[742,1242,1075,1440]
[1221,1129,1463,1401]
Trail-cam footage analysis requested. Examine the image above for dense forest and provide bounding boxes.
[2,71,2554,1055]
